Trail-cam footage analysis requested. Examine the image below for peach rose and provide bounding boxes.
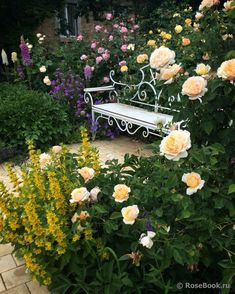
[78,211,90,220]
[195,63,211,77]
[223,1,235,10]
[182,76,208,100]
[78,167,95,183]
[52,145,62,154]
[113,184,131,203]
[121,205,139,225]
[159,64,181,84]
[39,153,51,169]
[182,172,205,195]
[150,47,175,70]
[43,76,51,86]
[217,59,235,83]
[70,187,90,203]
[136,54,148,64]
[182,37,191,46]
[160,130,191,161]
[199,0,220,10]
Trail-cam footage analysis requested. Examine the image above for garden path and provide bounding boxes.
[0,136,152,294]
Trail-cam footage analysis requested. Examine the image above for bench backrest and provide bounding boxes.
[109,64,181,113]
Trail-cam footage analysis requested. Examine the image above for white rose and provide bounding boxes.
[70,188,90,203]
[39,153,52,169]
[39,66,47,73]
[90,187,101,202]
[43,76,51,86]
[78,167,95,183]
[139,231,156,249]
[150,47,175,70]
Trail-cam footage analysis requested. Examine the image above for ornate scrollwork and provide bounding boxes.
[84,92,94,106]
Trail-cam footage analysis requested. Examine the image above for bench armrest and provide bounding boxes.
[84,85,115,93]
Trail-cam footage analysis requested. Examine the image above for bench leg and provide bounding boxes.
[91,109,96,141]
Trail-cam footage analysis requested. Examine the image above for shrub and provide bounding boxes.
[0,83,72,151]
[0,129,234,293]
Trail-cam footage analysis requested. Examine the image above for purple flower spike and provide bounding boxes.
[84,65,92,80]
[20,37,31,66]
[146,221,154,232]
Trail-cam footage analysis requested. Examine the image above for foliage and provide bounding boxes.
[0,128,234,293]
[0,83,72,152]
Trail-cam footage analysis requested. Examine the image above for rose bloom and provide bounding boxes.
[160,130,191,161]
[95,25,102,32]
[70,187,90,203]
[91,42,97,49]
[39,153,52,169]
[147,40,156,47]
[108,35,114,41]
[77,34,83,41]
[195,63,211,77]
[185,18,192,26]
[71,212,79,223]
[52,145,62,154]
[119,60,127,66]
[127,43,135,51]
[202,52,210,60]
[96,56,103,64]
[80,54,88,60]
[217,59,235,83]
[159,64,181,84]
[120,26,128,33]
[120,65,128,72]
[175,25,183,34]
[113,23,119,29]
[39,65,46,73]
[139,231,156,249]
[43,76,51,86]
[182,172,205,195]
[164,33,172,40]
[112,184,131,203]
[90,187,101,202]
[98,47,105,54]
[121,44,128,52]
[199,0,220,10]
[36,33,42,38]
[182,76,208,100]
[105,12,113,20]
[78,167,95,183]
[102,52,110,61]
[121,205,139,225]
[224,1,235,10]
[182,37,191,46]
[78,211,90,220]
[150,47,175,70]
[103,76,110,83]
[136,54,148,64]
[133,24,139,30]
[195,12,204,20]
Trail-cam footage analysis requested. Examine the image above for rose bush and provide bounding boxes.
[0,127,234,293]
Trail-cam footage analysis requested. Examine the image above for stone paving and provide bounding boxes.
[0,136,152,294]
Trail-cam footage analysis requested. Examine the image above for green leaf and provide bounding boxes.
[218,260,235,269]
[173,249,184,265]
[110,212,122,219]
[228,184,235,194]
[94,205,108,214]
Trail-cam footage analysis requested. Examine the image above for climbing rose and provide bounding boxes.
[182,172,205,195]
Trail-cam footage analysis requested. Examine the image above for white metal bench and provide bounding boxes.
[84,64,181,140]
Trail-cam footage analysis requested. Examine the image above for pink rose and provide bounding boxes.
[120,22,124,26]
[113,24,119,29]
[102,52,110,61]
[121,44,128,52]
[103,76,110,83]
[91,42,97,49]
[119,60,127,66]
[98,47,105,54]
[77,34,83,41]
[80,54,88,60]
[95,25,102,32]
[105,12,113,20]
[96,56,103,64]
[109,35,114,41]
[133,24,139,30]
[120,26,128,33]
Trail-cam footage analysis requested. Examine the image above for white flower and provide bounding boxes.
[36,33,42,38]
[195,12,204,20]
[70,187,90,203]
[39,153,51,169]
[90,187,101,202]
[121,205,139,225]
[1,49,8,65]
[71,212,79,223]
[150,47,175,70]
[39,66,47,73]
[139,231,156,249]
[52,145,62,154]
[127,43,135,50]
[43,76,51,86]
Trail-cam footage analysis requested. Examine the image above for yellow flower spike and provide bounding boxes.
[6,163,20,191]
[48,171,66,213]
[84,228,93,240]
[91,148,100,173]
[79,126,91,166]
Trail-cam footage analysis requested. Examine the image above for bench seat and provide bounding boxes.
[93,103,173,133]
